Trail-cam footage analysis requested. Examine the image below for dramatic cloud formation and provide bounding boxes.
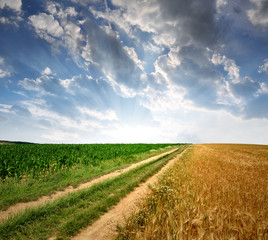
[0,0,267,143]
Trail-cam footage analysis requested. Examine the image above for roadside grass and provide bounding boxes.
[0,145,180,211]
[0,145,188,240]
[116,144,268,239]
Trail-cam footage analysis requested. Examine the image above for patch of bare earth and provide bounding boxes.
[72,148,188,240]
[0,147,179,223]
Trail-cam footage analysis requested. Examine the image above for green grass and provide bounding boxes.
[0,145,181,210]
[0,145,188,240]
[0,144,177,180]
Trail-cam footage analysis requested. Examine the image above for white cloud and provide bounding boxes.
[47,2,77,19]
[111,0,220,49]
[111,0,160,34]
[247,0,268,27]
[0,0,22,26]
[0,68,11,78]
[11,99,116,143]
[0,17,12,25]
[90,6,136,39]
[143,41,164,54]
[0,57,11,78]
[166,48,181,68]
[23,100,101,130]
[0,103,12,113]
[90,0,176,47]
[0,0,21,12]
[19,69,51,92]
[70,0,99,6]
[78,107,118,121]
[123,46,144,70]
[216,0,227,9]
[140,84,186,112]
[41,67,53,75]
[103,73,138,98]
[19,77,43,91]
[210,54,267,113]
[59,74,96,95]
[81,43,91,63]
[78,18,145,91]
[59,75,77,90]
[18,70,63,96]
[61,21,82,57]
[29,13,64,41]
[257,82,268,95]
[0,17,8,24]
[258,59,268,73]
[216,80,241,106]
[211,53,240,82]
[46,2,82,54]
[29,3,84,67]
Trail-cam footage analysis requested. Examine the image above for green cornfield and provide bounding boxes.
[0,143,176,180]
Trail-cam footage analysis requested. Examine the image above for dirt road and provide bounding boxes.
[72,148,188,240]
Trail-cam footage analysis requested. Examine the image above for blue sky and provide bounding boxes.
[0,0,268,144]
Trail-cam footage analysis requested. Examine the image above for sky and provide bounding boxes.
[0,0,268,144]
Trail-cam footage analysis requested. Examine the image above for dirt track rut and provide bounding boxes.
[72,148,188,240]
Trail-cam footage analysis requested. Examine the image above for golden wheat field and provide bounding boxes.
[116,144,268,240]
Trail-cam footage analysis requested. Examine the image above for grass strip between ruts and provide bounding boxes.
[0,146,187,240]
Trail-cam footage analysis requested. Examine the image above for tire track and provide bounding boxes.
[71,148,188,240]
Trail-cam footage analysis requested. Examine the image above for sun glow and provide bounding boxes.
[107,124,160,143]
